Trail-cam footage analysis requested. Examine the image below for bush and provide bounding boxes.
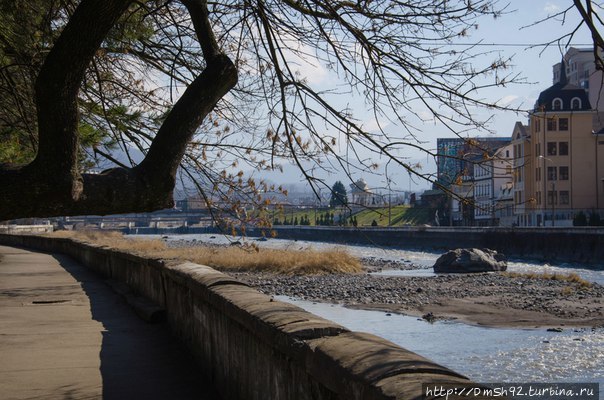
[588,211,602,226]
[573,211,588,226]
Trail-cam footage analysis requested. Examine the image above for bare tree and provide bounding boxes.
[0,0,518,221]
[530,1,603,70]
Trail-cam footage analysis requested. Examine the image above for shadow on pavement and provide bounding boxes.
[52,253,222,400]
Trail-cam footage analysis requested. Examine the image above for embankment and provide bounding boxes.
[244,226,604,266]
[1,233,483,400]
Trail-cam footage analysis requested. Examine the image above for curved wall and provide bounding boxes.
[0,233,484,400]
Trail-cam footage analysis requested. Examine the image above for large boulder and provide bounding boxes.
[433,248,507,273]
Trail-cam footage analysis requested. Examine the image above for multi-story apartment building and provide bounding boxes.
[517,63,604,226]
[437,48,604,227]
[553,48,604,110]
[473,143,514,226]
[510,122,532,226]
[435,137,512,188]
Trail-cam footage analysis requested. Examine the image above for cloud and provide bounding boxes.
[497,95,520,107]
[280,35,329,86]
[290,54,328,85]
[361,117,391,133]
[544,2,560,14]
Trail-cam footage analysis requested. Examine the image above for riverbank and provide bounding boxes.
[91,233,604,329]
[228,257,604,329]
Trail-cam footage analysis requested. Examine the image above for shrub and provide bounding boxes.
[573,211,588,226]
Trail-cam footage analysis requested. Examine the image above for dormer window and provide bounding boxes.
[552,98,563,110]
[571,97,581,110]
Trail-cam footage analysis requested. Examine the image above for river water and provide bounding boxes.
[139,234,604,396]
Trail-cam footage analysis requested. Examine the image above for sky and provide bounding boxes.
[253,0,599,193]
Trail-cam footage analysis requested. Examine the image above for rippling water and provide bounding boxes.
[135,233,604,396]
[278,298,604,398]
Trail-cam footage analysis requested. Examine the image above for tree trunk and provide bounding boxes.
[0,0,237,221]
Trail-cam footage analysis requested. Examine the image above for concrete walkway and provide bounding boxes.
[0,245,221,400]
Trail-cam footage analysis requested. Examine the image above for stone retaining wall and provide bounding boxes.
[246,226,604,265]
[0,233,482,400]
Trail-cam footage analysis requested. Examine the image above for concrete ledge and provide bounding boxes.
[0,233,486,400]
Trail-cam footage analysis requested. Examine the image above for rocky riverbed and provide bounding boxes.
[229,257,604,328]
[164,238,604,328]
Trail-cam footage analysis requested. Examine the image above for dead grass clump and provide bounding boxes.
[503,271,592,288]
[160,245,362,274]
[49,230,362,274]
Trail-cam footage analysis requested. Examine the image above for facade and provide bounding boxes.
[439,49,604,227]
[518,63,604,226]
[553,47,604,112]
[349,178,377,207]
[436,137,511,188]
[511,122,532,226]
[494,181,514,227]
[473,143,514,226]
[436,137,511,226]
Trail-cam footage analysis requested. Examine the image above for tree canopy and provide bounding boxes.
[329,181,348,208]
[0,0,601,221]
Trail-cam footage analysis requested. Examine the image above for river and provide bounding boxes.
[138,233,604,396]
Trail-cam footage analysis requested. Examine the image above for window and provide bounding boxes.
[506,165,512,175]
[535,119,541,132]
[571,98,581,110]
[547,166,557,180]
[506,150,510,158]
[537,191,542,205]
[547,118,557,131]
[559,141,569,155]
[559,191,570,205]
[536,167,541,182]
[547,190,558,205]
[553,98,562,110]
[547,142,557,156]
[535,143,541,157]
[559,166,569,180]
[559,118,569,131]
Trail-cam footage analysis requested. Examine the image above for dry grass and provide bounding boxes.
[49,230,362,275]
[502,271,592,288]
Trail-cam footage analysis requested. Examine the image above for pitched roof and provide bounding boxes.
[534,59,591,112]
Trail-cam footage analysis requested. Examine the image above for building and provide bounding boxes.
[473,143,514,226]
[553,48,604,113]
[349,178,377,207]
[436,137,512,188]
[436,137,511,225]
[518,62,604,226]
[511,122,532,226]
[494,181,514,227]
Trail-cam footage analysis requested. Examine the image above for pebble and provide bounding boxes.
[168,240,604,324]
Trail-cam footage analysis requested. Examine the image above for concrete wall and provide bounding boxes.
[0,225,54,234]
[245,226,604,266]
[0,234,479,400]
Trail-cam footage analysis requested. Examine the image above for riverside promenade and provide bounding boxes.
[0,244,221,400]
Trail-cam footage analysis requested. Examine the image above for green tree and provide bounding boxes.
[329,181,348,208]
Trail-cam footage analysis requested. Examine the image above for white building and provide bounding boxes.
[473,143,514,225]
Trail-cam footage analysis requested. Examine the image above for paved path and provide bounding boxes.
[0,245,221,400]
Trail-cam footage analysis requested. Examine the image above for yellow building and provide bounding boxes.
[517,64,604,226]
